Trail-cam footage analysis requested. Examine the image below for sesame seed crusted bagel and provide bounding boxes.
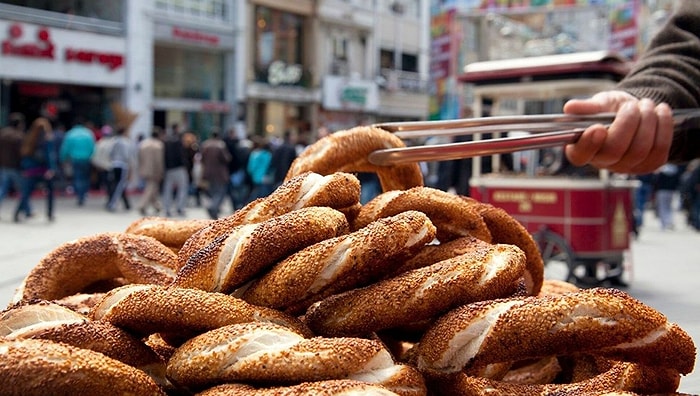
[284,126,424,193]
[0,300,162,371]
[0,338,166,396]
[352,187,492,244]
[90,284,312,341]
[179,171,361,256]
[196,380,403,396]
[166,321,427,395]
[469,199,545,295]
[426,360,682,396]
[12,232,179,304]
[174,206,350,293]
[416,288,696,375]
[241,211,437,314]
[125,217,214,253]
[304,243,527,337]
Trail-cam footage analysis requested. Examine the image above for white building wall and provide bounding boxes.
[125,0,155,139]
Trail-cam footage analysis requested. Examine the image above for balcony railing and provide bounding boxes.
[378,68,428,93]
[0,3,123,36]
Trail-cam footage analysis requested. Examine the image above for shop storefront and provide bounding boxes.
[246,2,318,141]
[320,75,379,132]
[0,20,126,128]
[152,22,236,139]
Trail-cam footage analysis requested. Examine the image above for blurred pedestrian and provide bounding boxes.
[91,126,116,204]
[0,113,26,217]
[200,130,231,219]
[59,116,95,206]
[137,127,165,216]
[269,131,297,190]
[14,118,57,222]
[162,126,190,217]
[654,163,681,231]
[106,127,135,212]
[245,136,273,203]
[223,128,248,211]
[183,131,202,208]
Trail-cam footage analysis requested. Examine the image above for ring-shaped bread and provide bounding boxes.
[13,232,179,303]
[180,171,360,255]
[241,211,437,314]
[353,186,492,243]
[415,288,696,375]
[0,338,165,396]
[166,321,426,395]
[174,206,350,293]
[304,243,526,337]
[125,217,214,253]
[284,126,424,193]
[90,284,312,341]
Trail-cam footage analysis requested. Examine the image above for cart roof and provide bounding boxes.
[459,50,632,86]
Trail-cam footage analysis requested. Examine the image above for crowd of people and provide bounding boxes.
[0,114,309,222]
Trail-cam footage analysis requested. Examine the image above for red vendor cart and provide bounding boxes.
[460,51,637,287]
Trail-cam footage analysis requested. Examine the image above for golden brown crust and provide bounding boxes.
[90,284,312,340]
[425,361,680,396]
[167,321,426,395]
[469,200,545,295]
[196,380,402,396]
[285,126,424,192]
[0,301,162,369]
[125,217,214,251]
[304,243,526,337]
[0,338,165,396]
[242,211,437,313]
[15,233,179,303]
[353,187,492,243]
[179,172,361,256]
[174,207,350,293]
[416,288,695,375]
[537,279,581,298]
[389,235,490,277]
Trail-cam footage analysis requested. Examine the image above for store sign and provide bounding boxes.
[65,48,123,71]
[322,75,379,112]
[0,21,127,86]
[1,23,54,60]
[172,27,220,46]
[1,23,124,71]
[268,61,303,86]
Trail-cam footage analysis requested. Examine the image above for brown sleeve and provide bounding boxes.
[615,0,700,163]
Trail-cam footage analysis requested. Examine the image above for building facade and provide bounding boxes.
[0,0,432,142]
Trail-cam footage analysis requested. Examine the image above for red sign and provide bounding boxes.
[1,23,54,60]
[1,23,125,71]
[65,48,124,71]
[172,27,220,46]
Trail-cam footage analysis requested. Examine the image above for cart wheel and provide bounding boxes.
[533,229,577,284]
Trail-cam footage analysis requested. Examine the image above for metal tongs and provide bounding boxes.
[368,109,700,166]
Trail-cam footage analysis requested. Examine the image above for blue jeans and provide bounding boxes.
[0,167,23,205]
[15,173,54,220]
[71,160,92,204]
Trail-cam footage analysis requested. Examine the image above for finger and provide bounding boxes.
[629,103,673,174]
[588,101,641,169]
[565,125,607,166]
[606,99,658,172]
[563,99,606,115]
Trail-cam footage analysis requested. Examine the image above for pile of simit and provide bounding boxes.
[0,126,695,396]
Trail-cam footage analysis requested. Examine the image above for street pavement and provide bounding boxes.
[0,192,699,394]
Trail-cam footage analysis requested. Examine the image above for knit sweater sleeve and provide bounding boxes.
[616,0,700,163]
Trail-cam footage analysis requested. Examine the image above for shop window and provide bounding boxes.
[154,46,225,101]
[254,5,308,86]
[0,0,124,22]
[154,0,231,23]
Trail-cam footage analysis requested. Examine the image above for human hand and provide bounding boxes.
[563,91,674,174]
